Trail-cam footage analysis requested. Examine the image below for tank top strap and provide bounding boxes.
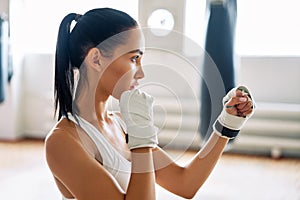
[110,111,129,143]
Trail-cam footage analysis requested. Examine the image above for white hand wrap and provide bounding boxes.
[119,89,158,150]
[214,85,255,139]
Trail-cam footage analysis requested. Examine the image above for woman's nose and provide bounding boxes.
[134,65,145,80]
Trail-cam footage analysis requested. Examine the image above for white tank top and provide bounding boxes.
[63,113,131,200]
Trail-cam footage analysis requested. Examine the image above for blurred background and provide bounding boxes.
[0,0,299,199]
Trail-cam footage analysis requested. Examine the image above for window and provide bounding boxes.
[184,0,300,56]
[236,0,300,56]
[10,0,300,56]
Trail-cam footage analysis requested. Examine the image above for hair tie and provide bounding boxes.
[75,14,82,22]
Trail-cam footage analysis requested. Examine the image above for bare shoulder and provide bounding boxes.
[45,118,83,172]
[45,118,125,199]
[45,118,78,150]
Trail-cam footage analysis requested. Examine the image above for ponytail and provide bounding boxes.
[54,13,77,120]
[54,8,138,121]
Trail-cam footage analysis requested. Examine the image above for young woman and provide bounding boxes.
[45,8,255,200]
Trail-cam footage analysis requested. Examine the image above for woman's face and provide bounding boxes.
[97,28,145,100]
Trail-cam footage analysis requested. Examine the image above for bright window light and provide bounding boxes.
[10,0,300,56]
[236,0,300,56]
[10,0,138,54]
[185,0,300,56]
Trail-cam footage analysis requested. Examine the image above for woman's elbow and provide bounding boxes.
[174,183,200,199]
[178,178,204,199]
[179,190,198,200]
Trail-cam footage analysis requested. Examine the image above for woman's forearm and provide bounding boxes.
[125,148,156,200]
[182,132,229,197]
[152,132,228,199]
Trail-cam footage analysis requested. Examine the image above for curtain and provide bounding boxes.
[0,15,11,104]
[200,0,237,141]
[0,17,6,103]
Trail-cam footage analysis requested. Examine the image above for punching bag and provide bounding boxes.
[0,16,9,103]
[200,0,237,141]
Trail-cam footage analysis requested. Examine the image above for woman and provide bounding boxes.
[45,8,255,200]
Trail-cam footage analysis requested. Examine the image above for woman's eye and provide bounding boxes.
[131,55,140,63]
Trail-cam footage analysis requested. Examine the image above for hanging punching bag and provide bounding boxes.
[0,17,5,103]
[200,0,237,141]
[0,16,9,103]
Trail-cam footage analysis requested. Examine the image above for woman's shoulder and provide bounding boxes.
[45,118,81,158]
[46,118,77,141]
[45,117,95,175]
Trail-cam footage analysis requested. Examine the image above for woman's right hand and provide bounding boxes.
[213,85,256,139]
[119,89,158,150]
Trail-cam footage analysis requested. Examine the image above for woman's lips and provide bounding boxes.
[129,82,139,90]
[129,85,135,90]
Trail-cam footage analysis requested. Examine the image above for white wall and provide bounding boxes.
[21,54,56,138]
[0,0,9,17]
[0,53,56,140]
[0,53,23,140]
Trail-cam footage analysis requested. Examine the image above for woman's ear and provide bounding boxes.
[85,48,103,72]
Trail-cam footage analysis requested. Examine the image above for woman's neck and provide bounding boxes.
[74,66,112,126]
[75,96,111,124]
[74,81,113,127]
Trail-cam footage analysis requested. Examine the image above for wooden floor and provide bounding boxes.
[0,139,299,200]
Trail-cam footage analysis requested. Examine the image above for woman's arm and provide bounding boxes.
[126,148,156,200]
[119,89,158,199]
[153,86,255,199]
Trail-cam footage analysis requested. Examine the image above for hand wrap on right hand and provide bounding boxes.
[119,89,158,150]
[213,85,256,139]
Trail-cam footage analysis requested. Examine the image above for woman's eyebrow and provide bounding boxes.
[127,49,144,55]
